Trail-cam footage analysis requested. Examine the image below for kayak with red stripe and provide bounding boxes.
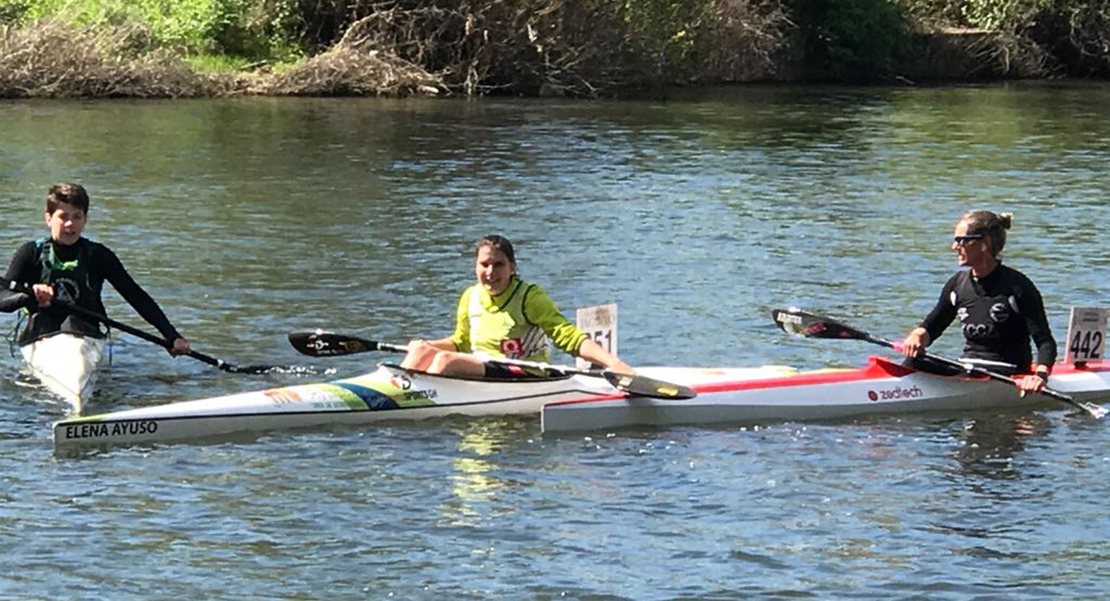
[541,357,1110,434]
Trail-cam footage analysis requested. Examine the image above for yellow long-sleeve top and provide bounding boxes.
[449,277,587,362]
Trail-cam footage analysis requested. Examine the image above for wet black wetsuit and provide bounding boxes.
[919,263,1057,374]
[0,238,182,346]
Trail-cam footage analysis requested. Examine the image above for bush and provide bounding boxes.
[788,0,911,82]
[0,0,33,23]
[0,19,218,97]
[3,0,303,61]
[899,0,1108,77]
[1031,0,1110,77]
[304,0,788,96]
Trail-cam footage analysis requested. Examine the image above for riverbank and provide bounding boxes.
[1,1,1106,99]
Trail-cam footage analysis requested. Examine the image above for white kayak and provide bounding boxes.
[541,357,1110,433]
[21,332,106,414]
[52,363,621,451]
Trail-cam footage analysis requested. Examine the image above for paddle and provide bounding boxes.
[4,277,308,375]
[771,307,1107,419]
[288,329,697,400]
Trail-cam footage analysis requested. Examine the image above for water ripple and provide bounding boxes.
[2,86,1110,599]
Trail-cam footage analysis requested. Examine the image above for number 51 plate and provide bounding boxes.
[1065,307,1107,364]
[576,303,617,370]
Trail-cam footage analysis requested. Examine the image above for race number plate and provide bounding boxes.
[576,303,617,370]
[1064,307,1107,364]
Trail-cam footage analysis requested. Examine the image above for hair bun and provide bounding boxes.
[998,212,1013,229]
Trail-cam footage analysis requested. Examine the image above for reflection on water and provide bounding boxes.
[952,414,1052,481]
[445,422,508,526]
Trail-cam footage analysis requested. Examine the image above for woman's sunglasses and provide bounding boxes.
[953,233,985,245]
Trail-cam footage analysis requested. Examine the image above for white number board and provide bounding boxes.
[576,303,617,370]
[1065,307,1107,364]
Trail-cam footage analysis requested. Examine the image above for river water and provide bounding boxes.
[1,83,1109,600]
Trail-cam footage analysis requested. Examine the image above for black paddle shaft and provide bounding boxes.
[4,276,290,375]
[288,330,697,400]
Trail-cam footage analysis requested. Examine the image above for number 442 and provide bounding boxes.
[1070,330,1104,360]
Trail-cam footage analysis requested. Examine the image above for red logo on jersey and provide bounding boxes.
[500,338,524,358]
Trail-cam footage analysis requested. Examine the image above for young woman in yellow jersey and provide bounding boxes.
[400,235,633,378]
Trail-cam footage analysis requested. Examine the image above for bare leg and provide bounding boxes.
[399,343,439,371]
[428,351,486,376]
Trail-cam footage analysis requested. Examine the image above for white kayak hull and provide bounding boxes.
[21,333,106,414]
[53,363,618,451]
[541,357,1110,433]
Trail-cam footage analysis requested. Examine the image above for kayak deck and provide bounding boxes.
[51,357,1110,451]
[52,363,618,451]
[541,357,1110,433]
[21,332,106,414]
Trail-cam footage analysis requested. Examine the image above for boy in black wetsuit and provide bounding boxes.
[0,183,191,354]
[901,210,1055,396]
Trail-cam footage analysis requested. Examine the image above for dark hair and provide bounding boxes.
[46,183,90,214]
[960,210,1012,258]
[476,234,516,263]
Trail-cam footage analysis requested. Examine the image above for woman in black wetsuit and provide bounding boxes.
[901,210,1056,395]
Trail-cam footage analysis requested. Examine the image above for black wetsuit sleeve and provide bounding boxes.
[0,242,38,313]
[1019,277,1057,367]
[97,246,183,342]
[919,273,960,343]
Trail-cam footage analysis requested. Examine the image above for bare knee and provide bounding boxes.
[428,352,457,374]
[429,352,484,376]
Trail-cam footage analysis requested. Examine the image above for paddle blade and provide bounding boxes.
[603,372,697,400]
[221,362,326,376]
[1044,391,1108,420]
[1079,401,1108,420]
[288,330,379,356]
[772,308,869,341]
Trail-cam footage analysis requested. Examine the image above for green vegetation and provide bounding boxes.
[1,0,304,59]
[789,0,911,82]
[185,53,256,74]
[0,0,1107,98]
[1029,0,1110,76]
[903,0,1110,77]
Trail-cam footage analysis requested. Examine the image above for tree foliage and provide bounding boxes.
[788,0,911,82]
